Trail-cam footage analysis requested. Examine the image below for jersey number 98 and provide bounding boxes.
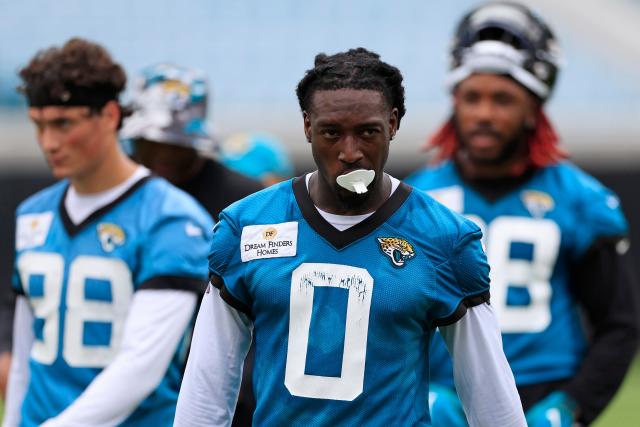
[17,252,134,367]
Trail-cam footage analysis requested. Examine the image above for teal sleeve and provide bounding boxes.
[137,213,212,293]
[432,221,491,326]
[12,262,25,295]
[208,212,251,313]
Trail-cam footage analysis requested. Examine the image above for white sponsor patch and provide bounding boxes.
[16,212,54,250]
[241,221,297,262]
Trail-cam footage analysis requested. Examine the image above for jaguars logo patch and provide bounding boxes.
[98,223,126,253]
[377,237,416,268]
[161,79,190,98]
[521,190,554,218]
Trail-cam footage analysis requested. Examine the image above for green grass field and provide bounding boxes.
[1,356,639,424]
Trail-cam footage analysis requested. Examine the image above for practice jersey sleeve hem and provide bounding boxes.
[210,275,252,318]
[40,290,197,427]
[136,182,213,291]
[449,228,490,295]
[208,211,254,310]
[12,259,25,296]
[432,291,490,326]
[429,223,491,324]
[138,275,207,294]
[581,234,628,258]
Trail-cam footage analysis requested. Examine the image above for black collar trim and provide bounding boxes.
[60,176,153,236]
[292,175,412,250]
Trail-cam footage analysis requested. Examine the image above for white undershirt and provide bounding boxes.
[2,297,33,427]
[64,166,150,224]
[306,172,401,231]
[174,177,526,427]
[3,166,200,427]
[4,292,197,427]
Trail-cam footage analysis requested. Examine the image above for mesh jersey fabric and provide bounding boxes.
[208,176,490,426]
[406,160,628,387]
[12,176,212,426]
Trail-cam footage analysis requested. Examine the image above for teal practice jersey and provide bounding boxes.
[12,176,212,426]
[209,176,490,426]
[405,161,628,387]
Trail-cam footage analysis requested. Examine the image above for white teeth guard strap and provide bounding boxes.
[336,169,375,194]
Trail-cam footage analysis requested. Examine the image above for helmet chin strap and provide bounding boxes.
[336,169,375,194]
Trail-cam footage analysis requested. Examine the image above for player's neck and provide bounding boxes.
[309,171,391,215]
[70,145,139,194]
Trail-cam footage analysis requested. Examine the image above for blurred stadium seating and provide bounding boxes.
[2,0,639,282]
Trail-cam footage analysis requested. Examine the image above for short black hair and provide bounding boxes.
[296,48,406,129]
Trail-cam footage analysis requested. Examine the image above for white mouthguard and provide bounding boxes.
[336,169,375,194]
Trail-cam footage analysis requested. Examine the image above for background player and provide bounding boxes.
[122,63,263,222]
[121,63,263,426]
[2,38,212,426]
[174,47,526,427]
[406,2,639,426]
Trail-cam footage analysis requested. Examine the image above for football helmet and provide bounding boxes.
[447,1,562,101]
[121,63,215,151]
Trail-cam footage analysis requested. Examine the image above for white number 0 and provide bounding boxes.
[17,252,134,367]
[285,263,374,401]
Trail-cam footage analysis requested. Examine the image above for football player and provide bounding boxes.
[174,48,526,426]
[405,2,639,426]
[122,63,263,222]
[2,39,212,426]
[121,63,263,426]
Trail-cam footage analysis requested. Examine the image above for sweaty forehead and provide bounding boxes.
[308,89,388,119]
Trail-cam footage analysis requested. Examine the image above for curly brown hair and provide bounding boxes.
[18,38,127,114]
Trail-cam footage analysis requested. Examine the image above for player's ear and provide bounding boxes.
[389,108,398,141]
[100,100,121,132]
[303,111,312,143]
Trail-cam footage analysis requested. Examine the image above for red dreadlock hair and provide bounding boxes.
[425,107,567,175]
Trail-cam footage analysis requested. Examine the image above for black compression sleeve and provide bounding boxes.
[210,274,253,319]
[138,275,208,294]
[561,236,639,424]
[0,291,15,353]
